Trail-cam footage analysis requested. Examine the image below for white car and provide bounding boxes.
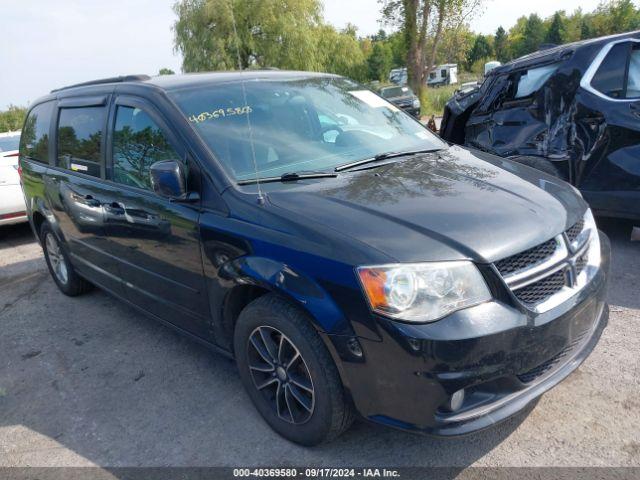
[0,130,27,226]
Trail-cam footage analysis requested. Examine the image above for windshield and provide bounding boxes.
[170,77,444,182]
[380,86,410,98]
[0,135,20,153]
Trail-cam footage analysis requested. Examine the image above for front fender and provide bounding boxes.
[222,256,355,337]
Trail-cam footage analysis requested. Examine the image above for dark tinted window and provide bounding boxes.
[626,45,640,99]
[20,102,53,163]
[57,107,105,177]
[112,106,180,190]
[592,42,629,99]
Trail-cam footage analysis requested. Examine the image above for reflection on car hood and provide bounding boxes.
[387,95,416,105]
[266,145,586,263]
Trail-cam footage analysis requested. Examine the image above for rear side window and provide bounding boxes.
[112,106,180,191]
[57,106,105,177]
[626,46,640,99]
[591,42,629,99]
[20,102,54,163]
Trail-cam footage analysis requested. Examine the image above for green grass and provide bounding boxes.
[420,84,459,117]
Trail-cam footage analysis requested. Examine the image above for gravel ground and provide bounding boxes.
[0,218,639,469]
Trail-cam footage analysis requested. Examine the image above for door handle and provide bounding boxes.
[71,193,101,207]
[104,201,125,215]
[83,195,101,207]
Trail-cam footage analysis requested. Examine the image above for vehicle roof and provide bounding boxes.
[29,70,342,108]
[493,30,640,74]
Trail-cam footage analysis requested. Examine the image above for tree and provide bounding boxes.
[316,25,367,80]
[580,18,593,39]
[0,105,27,133]
[466,34,492,69]
[371,29,388,41]
[545,12,566,45]
[381,0,484,95]
[173,0,365,76]
[158,68,176,75]
[522,14,545,55]
[436,26,475,66]
[367,41,393,81]
[493,26,508,63]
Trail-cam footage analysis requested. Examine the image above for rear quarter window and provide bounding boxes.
[625,45,640,99]
[20,102,54,163]
[591,42,629,99]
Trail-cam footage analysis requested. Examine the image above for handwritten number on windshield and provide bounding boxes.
[188,106,253,124]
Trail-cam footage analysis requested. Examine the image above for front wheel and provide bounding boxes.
[234,294,354,445]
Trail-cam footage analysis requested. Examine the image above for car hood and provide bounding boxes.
[387,95,416,104]
[265,145,587,264]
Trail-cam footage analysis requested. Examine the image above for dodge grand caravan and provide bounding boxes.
[20,71,610,446]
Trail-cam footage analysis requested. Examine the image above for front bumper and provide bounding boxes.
[333,233,610,435]
[400,106,421,118]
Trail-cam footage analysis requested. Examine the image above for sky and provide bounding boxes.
[0,0,612,108]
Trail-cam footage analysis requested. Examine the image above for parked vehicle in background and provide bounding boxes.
[0,130,27,225]
[389,67,408,85]
[22,71,609,446]
[427,64,458,87]
[441,31,640,220]
[389,65,458,87]
[378,85,421,117]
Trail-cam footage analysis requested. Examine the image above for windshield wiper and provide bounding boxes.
[237,171,337,186]
[334,148,443,172]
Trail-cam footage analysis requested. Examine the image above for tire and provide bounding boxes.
[511,155,566,180]
[40,222,92,296]
[234,294,354,446]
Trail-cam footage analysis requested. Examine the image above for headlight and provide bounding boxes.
[412,99,421,109]
[583,209,601,268]
[357,261,491,322]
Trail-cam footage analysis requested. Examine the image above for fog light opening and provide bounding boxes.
[347,337,363,358]
[446,389,465,412]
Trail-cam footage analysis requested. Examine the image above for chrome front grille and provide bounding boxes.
[575,251,588,276]
[495,238,558,276]
[565,219,584,244]
[494,218,594,312]
[513,268,567,305]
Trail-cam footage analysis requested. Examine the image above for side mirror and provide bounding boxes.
[149,160,187,199]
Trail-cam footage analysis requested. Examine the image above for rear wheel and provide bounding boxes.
[234,294,354,445]
[40,223,92,296]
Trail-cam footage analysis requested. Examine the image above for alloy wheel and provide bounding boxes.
[247,326,315,424]
[45,233,68,285]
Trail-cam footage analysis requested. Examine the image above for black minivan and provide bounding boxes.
[20,71,609,446]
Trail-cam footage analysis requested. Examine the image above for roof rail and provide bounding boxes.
[51,74,151,93]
